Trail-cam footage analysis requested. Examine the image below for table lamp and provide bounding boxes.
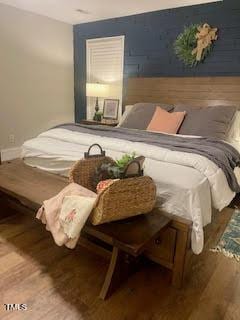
[86,83,109,121]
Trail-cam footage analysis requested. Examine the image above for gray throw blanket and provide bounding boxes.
[56,123,240,193]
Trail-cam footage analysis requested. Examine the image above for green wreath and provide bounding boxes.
[174,24,212,67]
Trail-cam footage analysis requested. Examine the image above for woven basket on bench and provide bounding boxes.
[69,144,156,225]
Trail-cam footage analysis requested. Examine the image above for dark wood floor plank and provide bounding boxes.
[188,257,239,320]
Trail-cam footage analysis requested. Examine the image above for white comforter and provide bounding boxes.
[22,128,239,254]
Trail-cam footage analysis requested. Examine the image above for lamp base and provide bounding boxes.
[95,97,99,112]
[93,112,102,122]
[93,96,102,121]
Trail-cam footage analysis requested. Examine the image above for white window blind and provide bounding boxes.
[86,36,124,119]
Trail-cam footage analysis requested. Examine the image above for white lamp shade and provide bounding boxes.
[86,83,109,98]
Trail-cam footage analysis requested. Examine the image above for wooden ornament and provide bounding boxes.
[192,23,218,61]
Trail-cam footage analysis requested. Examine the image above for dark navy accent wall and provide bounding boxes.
[74,0,240,121]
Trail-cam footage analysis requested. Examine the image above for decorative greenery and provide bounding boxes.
[94,153,136,185]
[174,24,212,67]
[96,162,120,181]
[115,152,136,171]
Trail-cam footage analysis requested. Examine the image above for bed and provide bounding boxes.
[21,77,240,256]
[1,76,240,293]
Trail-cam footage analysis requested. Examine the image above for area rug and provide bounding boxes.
[210,208,240,262]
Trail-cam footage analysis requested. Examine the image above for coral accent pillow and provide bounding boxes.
[147,107,186,134]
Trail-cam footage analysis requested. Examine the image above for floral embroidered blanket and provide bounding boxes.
[36,183,97,249]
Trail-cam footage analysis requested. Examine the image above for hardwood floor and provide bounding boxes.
[0,207,239,320]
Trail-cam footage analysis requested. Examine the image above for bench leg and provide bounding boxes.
[172,229,189,288]
[99,247,136,300]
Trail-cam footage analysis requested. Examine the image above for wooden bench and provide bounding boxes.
[83,212,170,299]
[0,160,192,299]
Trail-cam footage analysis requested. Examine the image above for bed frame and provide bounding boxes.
[1,76,240,299]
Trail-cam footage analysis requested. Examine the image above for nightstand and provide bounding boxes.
[80,119,119,127]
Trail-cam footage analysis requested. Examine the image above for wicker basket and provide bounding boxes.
[69,144,156,225]
[69,144,115,192]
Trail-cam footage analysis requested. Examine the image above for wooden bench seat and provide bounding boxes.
[0,160,192,299]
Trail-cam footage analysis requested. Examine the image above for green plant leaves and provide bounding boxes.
[94,153,137,185]
[115,152,136,170]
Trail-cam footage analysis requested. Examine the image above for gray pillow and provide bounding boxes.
[174,105,237,139]
[119,103,174,130]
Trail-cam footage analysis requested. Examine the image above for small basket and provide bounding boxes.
[69,144,115,192]
[69,144,156,225]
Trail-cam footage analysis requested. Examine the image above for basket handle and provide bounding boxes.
[122,160,143,178]
[84,144,106,159]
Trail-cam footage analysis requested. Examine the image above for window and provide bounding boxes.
[86,35,124,119]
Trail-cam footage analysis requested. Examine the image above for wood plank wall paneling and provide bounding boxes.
[125,77,240,108]
[73,0,240,121]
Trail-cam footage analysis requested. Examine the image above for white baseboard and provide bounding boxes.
[1,147,22,162]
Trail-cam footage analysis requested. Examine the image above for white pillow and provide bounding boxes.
[230,141,240,153]
[227,111,240,143]
[117,105,134,127]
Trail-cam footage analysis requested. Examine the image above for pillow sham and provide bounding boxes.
[174,105,237,139]
[119,102,174,130]
[147,107,186,134]
[227,111,240,142]
[117,105,133,127]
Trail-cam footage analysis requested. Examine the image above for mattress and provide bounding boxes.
[22,128,240,254]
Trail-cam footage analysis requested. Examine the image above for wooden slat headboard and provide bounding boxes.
[125,77,240,108]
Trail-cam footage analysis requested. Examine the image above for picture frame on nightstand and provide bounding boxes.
[103,99,119,120]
